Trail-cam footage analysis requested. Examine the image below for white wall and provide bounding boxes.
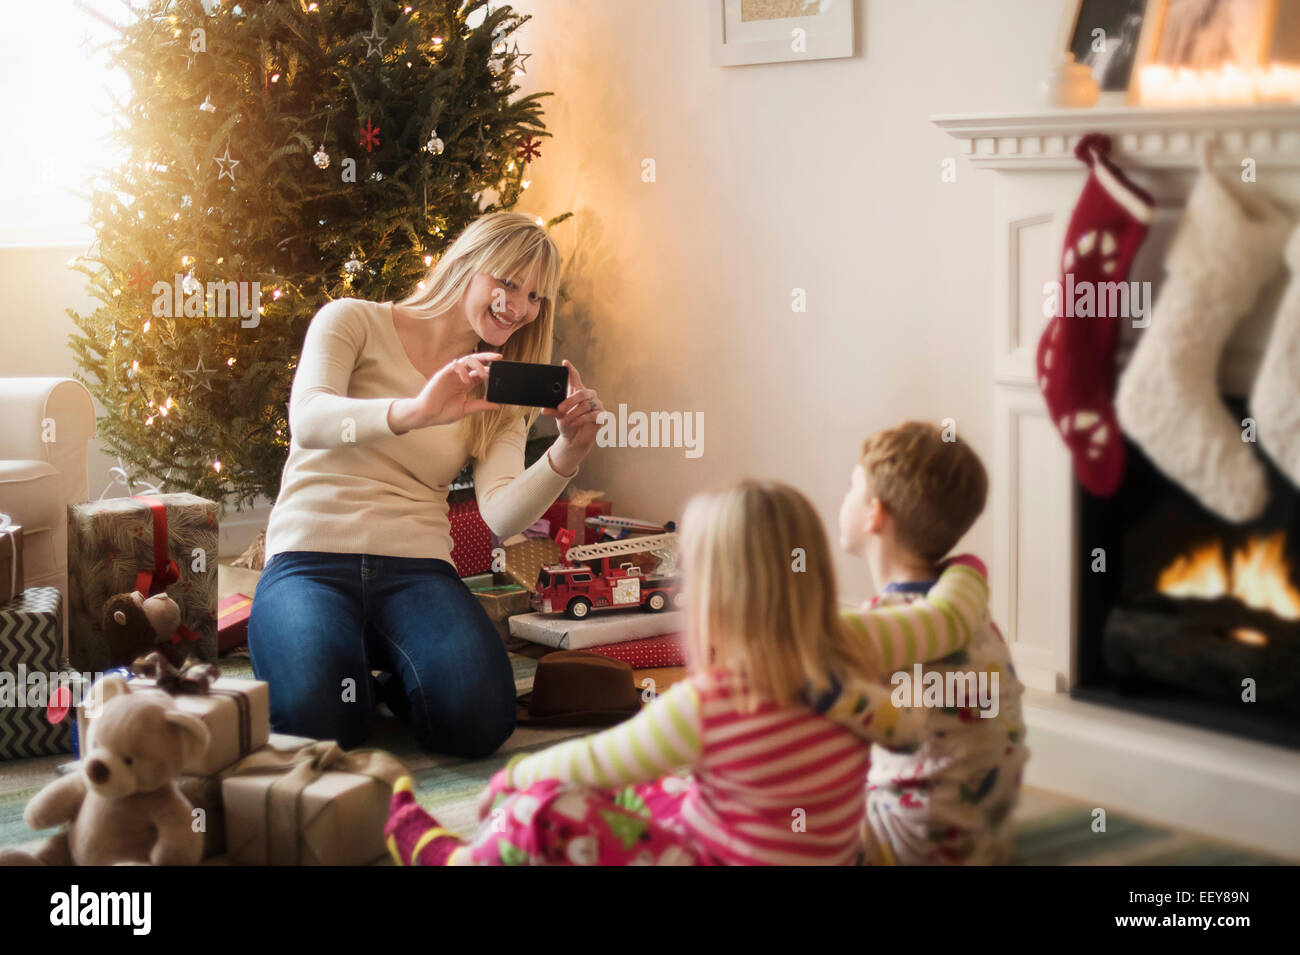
[0,244,120,499]
[511,0,1061,601]
[0,0,1067,582]
[0,245,266,556]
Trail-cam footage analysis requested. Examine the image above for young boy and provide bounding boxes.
[837,421,1028,865]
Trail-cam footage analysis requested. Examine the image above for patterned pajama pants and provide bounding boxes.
[863,758,1024,865]
[456,776,707,866]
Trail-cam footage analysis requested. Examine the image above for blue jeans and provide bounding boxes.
[248,551,517,757]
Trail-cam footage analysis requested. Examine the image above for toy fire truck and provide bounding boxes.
[532,530,682,619]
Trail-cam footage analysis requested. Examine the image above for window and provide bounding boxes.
[0,1,129,246]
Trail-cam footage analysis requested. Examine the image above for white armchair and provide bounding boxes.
[0,377,96,656]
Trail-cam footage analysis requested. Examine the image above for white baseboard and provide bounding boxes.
[218,503,271,560]
[1021,689,1300,860]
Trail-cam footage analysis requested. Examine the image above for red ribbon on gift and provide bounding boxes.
[131,496,200,646]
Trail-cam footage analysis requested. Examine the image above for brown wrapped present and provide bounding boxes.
[222,740,408,866]
[78,667,269,776]
[179,733,316,860]
[0,522,23,604]
[502,538,563,593]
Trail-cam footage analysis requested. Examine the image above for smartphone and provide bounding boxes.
[485,360,569,409]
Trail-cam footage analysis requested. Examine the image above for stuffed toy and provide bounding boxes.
[101,590,187,669]
[0,674,210,866]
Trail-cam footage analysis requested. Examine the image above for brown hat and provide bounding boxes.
[516,651,643,727]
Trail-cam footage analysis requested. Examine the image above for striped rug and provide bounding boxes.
[0,654,1289,864]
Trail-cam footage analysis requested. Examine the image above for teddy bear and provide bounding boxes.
[0,674,210,866]
[101,590,187,669]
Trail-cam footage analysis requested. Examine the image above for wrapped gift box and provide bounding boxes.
[448,499,493,578]
[464,573,532,621]
[67,493,219,671]
[464,572,532,645]
[509,610,685,650]
[0,587,72,760]
[584,633,685,669]
[179,771,225,860]
[178,733,315,860]
[502,538,563,593]
[222,740,407,866]
[0,523,23,605]
[217,593,253,654]
[542,496,612,545]
[78,673,269,776]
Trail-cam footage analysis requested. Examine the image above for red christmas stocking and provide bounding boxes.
[1036,133,1155,497]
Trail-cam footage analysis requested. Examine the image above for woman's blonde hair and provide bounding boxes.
[679,480,881,710]
[398,211,563,459]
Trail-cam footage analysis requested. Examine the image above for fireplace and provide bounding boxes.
[1075,398,1300,750]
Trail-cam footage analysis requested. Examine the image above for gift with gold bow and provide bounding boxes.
[222,739,409,866]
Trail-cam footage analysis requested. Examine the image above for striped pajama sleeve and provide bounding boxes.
[504,680,703,790]
[841,556,990,672]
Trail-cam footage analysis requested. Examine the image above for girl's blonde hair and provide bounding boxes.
[679,480,882,710]
[398,212,563,460]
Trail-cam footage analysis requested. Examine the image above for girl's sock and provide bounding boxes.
[385,776,466,866]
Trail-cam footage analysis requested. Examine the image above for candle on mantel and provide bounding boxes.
[1138,63,1300,106]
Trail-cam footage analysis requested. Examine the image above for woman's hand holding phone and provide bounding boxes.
[543,360,604,474]
[387,352,503,434]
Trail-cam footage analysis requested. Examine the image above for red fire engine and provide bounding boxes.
[532,531,682,619]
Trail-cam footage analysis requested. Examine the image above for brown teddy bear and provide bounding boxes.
[101,590,187,669]
[0,674,210,866]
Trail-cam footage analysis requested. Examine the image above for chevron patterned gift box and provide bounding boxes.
[0,587,72,760]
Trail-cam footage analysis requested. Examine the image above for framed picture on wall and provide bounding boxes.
[1056,0,1157,104]
[710,0,854,67]
[1143,0,1278,70]
[1132,0,1295,104]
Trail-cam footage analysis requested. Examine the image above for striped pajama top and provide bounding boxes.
[503,558,990,865]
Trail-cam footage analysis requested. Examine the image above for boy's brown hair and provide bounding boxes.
[859,421,988,562]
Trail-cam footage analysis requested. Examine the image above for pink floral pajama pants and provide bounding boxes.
[458,776,707,866]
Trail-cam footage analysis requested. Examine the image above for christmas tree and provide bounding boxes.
[69,0,564,508]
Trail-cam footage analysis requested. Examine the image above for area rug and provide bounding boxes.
[0,653,1290,864]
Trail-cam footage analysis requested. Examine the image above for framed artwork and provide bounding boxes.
[1145,0,1278,69]
[710,0,854,67]
[1055,0,1157,104]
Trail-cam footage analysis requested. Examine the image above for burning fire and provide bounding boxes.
[1156,532,1300,623]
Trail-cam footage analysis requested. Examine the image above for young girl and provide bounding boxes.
[385,480,988,866]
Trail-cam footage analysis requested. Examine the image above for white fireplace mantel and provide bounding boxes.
[933,103,1300,170]
[935,104,1300,859]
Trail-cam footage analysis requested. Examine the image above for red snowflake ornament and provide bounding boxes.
[127,262,151,295]
[515,135,541,163]
[360,119,381,153]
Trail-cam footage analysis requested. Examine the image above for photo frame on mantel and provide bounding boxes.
[1056,0,1160,105]
[710,0,854,67]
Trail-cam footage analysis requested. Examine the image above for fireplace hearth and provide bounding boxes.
[1076,403,1300,750]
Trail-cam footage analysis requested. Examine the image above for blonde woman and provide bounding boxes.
[249,213,603,756]
[385,480,990,866]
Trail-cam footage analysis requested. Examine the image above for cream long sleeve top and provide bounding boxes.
[264,298,574,563]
